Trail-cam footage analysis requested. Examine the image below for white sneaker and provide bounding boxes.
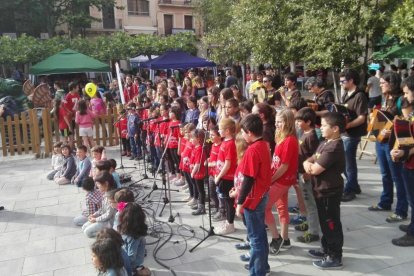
[216,222,235,235]
[174,178,185,186]
[183,188,190,194]
[180,184,189,190]
[183,195,192,201]
[187,198,196,206]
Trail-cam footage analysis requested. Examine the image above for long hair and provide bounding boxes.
[235,132,248,163]
[91,238,124,273]
[77,99,88,115]
[118,202,148,239]
[275,108,296,143]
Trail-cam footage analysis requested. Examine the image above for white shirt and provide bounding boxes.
[367,76,381,98]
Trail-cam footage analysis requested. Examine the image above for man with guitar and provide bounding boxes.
[390,75,414,247]
[339,69,368,202]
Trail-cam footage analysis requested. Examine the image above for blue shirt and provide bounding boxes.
[185,108,200,125]
[112,172,121,188]
[127,113,140,136]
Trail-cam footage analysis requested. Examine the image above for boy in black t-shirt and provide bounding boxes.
[303,112,346,270]
[295,107,321,243]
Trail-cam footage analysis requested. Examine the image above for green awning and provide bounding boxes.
[372,44,402,60]
[29,49,110,75]
[385,44,414,59]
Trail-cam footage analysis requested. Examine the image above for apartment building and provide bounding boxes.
[88,0,202,36]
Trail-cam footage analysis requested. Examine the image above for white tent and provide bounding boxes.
[129,55,158,68]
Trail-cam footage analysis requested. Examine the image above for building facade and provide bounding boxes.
[87,0,202,36]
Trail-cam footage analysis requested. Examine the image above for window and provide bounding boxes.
[128,0,149,16]
[184,15,193,30]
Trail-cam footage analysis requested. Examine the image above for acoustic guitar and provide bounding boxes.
[367,109,393,143]
[391,118,414,161]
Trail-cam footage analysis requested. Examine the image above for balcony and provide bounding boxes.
[158,0,193,7]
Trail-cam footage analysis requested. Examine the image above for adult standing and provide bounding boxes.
[339,69,368,202]
[224,69,238,88]
[263,75,281,108]
[245,72,257,100]
[366,69,382,111]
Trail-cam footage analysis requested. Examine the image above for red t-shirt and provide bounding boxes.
[179,137,187,156]
[58,107,69,130]
[179,140,194,173]
[190,144,207,180]
[238,140,272,209]
[166,120,180,149]
[271,135,299,186]
[141,109,149,131]
[233,165,244,208]
[216,138,237,180]
[154,117,168,147]
[146,119,156,145]
[114,117,128,139]
[64,92,80,114]
[208,142,221,176]
[123,84,138,103]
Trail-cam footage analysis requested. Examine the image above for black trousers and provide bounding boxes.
[166,148,180,175]
[194,179,206,204]
[218,179,235,224]
[315,195,343,260]
[183,171,197,199]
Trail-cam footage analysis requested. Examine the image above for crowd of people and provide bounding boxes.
[43,66,414,275]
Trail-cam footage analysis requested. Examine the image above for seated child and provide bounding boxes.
[90,146,106,178]
[73,177,102,226]
[96,228,132,276]
[118,202,151,276]
[94,160,111,178]
[112,188,135,231]
[108,159,121,188]
[54,144,77,185]
[91,238,128,276]
[72,145,92,187]
[82,171,117,238]
[47,142,64,180]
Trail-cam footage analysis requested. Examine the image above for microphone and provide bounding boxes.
[155,118,170,124]
[170,125,180,129]
[141,116,158,122]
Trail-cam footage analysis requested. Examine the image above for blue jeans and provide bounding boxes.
[244,193,269,276]
[376,142,408,217]
[129,136,138,157]
[342,136,361,194]
[402,168,414,235]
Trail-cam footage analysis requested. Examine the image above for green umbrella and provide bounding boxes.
[385,44,414,59]
[372,44,402,60]
[30,49,110,75]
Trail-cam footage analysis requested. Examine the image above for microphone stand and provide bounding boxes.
[130,118,149,185]
[189,106,242,253]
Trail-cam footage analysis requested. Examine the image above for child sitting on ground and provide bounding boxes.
[73,177,102,226]
[82,171,117,238]
[54,144,77,185]
[91,237,128,276]
[90,146,106,178]
[72,145,92,187]
[108,159,121,188]
[47,142,64,180]
[118,202,151,276]
[112,188,135,231]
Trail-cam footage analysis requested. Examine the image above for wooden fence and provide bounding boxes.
[0,107,120,157]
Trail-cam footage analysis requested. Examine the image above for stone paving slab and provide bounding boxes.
[0,145,413,276]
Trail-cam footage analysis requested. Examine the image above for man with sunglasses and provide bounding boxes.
[263,75,282,108]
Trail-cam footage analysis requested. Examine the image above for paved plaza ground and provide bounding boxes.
[0,145,413,276]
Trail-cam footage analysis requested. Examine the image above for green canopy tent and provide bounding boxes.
[371,44,403,60]
[29,49,110,75]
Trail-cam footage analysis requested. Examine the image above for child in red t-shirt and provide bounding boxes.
[154,105,169,170]
[215,118,238,235]
[235,114,272,275]
[53,99,73,147]
[266,108,299,255]
[189,129,207,215]
[175,124,187,188]
[207,126,224,219]
[179,124,197,205]
[114,109,130,156]
[147,107,159,173]
[166,106,181,181]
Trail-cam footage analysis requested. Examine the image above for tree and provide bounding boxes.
[387,0,414,44]
[194,0,236,33]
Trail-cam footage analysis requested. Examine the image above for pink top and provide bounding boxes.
[90,98,106,115]
[75,110,95,128]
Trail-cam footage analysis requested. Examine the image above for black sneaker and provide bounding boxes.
[368,205,391,211]
[294,222,309,232]
[269,237,283,255]
[341,192,356,202]
[355,186,362,195]
[297,232,320,243]
[308,249,326,259]
[244,264,270,275]
[392,234,414,247]
[282,238,291,248]
[313,256,343,270]
[399,224,409,233]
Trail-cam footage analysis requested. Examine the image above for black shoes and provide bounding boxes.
[392,234,414,247]
[313,256,343,270]
[399,224,409,233]
[341,192,356,202]
[269,236,291,255]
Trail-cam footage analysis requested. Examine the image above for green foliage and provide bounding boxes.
[387,0,414,44]
[0,33,197,66]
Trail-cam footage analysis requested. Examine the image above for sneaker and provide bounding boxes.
[235,241,251,250]
[191,204,199,210]
[212,211,226,222]
[192,205,206,216]
[174,178,185,186]
[183,188,190,194]
[180,184,189,190]
[183,195,192,201]
[282,238,291,248]
[368,205,391,211]
[399,224,409,233]
[135,155,143,161]
[308,249,326,259]
[297,232,320,243]
[168,174,177,181]
[288,206,299,213]
[243,264,270,275]
[313,256,343,270]
[290,215,306,225]
[386,214,407,223]
[355,186,362,195]
[294,221,309,231]
[187,198,196,206]
[240,252,250,262]
[129,156,135,160]
[341,192,356,202]
[269,237,284,255]
[216,222,235,235]
[392,234,414,246]
[136,266,151,276]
